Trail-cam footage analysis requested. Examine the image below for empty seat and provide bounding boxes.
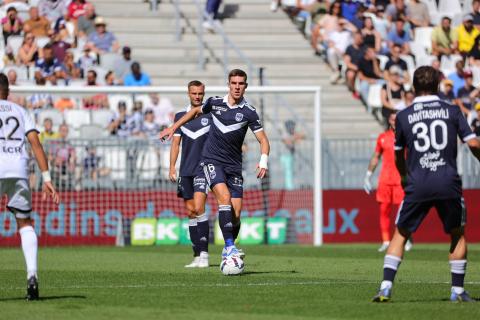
[89,66,108,85]
[101,148,127,180]
[440,54,463,74]
[377,55,389,71]
[79,124,107,139]
[400,54,416,72]
[99,53,120,73]
[413,27,433,52]
[108,94,134,113]
[136,146,160,180]
[37,109,64,127]
[64,109,91,129]
[438,0,462,16]
[91,109,114,128]
[36,36,50,48]
[7,35,24,56]
[367,83,383,111]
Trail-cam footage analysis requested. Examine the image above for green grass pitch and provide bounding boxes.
[1,244,479,319]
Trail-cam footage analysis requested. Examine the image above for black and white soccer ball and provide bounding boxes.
[220,256,244,275]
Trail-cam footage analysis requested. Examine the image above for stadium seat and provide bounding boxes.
[3,65,29,81]
[416,54,437,67]
[64,109,91,129]
[136,146,160,180]
[413,27,433,52]
[438,0,462,16]
[440,54,462,75]
[133,94,151,108]
[100,53,120,73]
[410,41,428,59]
[472,66,480,86]
[108,94,134,113]
[36,36,50,48]
[101,148,127,180]
[452,12,464,27]
[367,84,383,111]
[159,145,171,180]
[7,35,24,56]
[37,109,64,127]
[68,79,86,87]
[377,55,389,71]
[79,124,107,139]
[90,66,108,85]
[463,0,473,14]
[91,109,114,128]
[65,21,76,44]
[400,54,416,72]
[422,0,440,24]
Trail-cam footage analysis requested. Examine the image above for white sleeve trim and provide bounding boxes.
[394,145,404,151]
[253,128,264,133]
[463,133,476,143]
[173,133,181,137]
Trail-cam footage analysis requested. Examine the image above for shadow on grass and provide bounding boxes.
[394,296,480,303]
[0,295,87,302]
[242,270,299,275]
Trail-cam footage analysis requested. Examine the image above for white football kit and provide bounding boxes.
[0,100,38,216]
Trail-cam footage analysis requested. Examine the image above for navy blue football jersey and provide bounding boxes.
[174,108,211,177]
[200,95,263,168]
[394,95,476,202]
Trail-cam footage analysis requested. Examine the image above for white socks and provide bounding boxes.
[19,226,38,279]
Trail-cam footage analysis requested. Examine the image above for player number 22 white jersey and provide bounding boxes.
[0,100,38,179]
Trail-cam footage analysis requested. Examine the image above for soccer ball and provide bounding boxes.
[220,256,244,276]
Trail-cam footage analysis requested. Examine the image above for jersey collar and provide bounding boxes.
[186,105,192,112]
[412,95,440,103]
[223,94,246,109]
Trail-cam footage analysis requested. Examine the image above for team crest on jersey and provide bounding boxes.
[235,113,244,122]
[201,118,209,126]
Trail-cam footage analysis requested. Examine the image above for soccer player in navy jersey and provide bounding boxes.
[373,66,480,303]
[161,69,270,260]
[169,80,211,268]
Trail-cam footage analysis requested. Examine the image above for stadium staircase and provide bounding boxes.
[92,0,382,138]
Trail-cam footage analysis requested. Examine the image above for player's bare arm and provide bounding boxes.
[27,131,59,204]
[254,130,270,179]
[160,106,202,141]
[364,151,381,194]
[169,135,181,182]
[467,137,480,160]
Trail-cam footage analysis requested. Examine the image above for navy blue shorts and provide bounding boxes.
[395,198,466,234]
[177,174,207,200]
[202,162,243,198]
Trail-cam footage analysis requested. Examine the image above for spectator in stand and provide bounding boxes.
[54,96,75,112]
[53,18,72,44]
[456,14,479,57]
[472,0,480,28]
[431,57,445,80]
[50,123,76,190]
[38,0,69,24]
[50,28,71,62]
[384,43,410,84]
[140,109,161,139]
[63,50,81,79]
[385,0,410,23]
[17,32,40,67]
[456,70,475,116]
[310,1,342,54]
[144,93,174,130]
[203,0,222,32]
[361,16,381,53]
[438,79,456,103]
[123,62,151,86]
[431,16,457,59]
[114,46,133,81]
[358,46,383,107]
[77,2,96,38]
[23,6,51,37]
[108,101,131,138]
[447,60,466,97]
[406,0,429,28]
[471,103,480,136]
[2,7,23,45]
[343,31,364,97]
[34,43,67,85]
[130,101,143,135]
[327,19,353,84]
[27,75,53,111]
[86,16,119,54]
[381,65,405,126]
[341,0,359,24]
[67,0,87,20]
[7,69,25,105]
[404,90,415,106]
[82,69,108,109]
[39,118,60,143]
[105,71,117,85]
[78,47,97,77]
[387,18,411,55]
[3,45,18,66]
[373,5,389,40]
[83,145,110,182]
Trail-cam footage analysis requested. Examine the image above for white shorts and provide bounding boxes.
[0,178,32,218]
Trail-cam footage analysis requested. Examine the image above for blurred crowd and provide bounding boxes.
[272,0,480,135]
[0,0,176,142]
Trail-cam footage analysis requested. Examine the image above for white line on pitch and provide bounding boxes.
[1,280,480,291]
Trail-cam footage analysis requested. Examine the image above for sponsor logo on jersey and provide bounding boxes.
[216,111,221,115]
[231,177,243,187]
[413,103,423,111]
[201,118,209,126]
[212,105,228,112]
[235,113,244,122]
[419,151,446,172]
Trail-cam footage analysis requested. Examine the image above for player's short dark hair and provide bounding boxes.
[228,69,247,82]
[413,66,440,95]
[188,80,204,88]
[0,73,9,95]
